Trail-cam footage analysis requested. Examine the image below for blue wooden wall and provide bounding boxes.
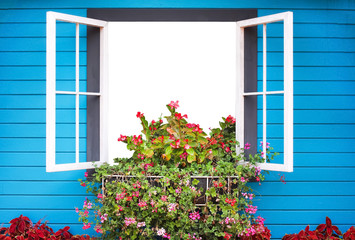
[0,0,354,238]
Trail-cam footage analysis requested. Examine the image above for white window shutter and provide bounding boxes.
[236,12,293,172]
[46,12,108,172]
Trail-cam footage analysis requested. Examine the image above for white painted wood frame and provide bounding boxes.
[46,11,108,172]
[236,12,293,172]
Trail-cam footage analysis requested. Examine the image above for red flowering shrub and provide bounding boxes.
[282,217,354,240]
[0,215,94,240]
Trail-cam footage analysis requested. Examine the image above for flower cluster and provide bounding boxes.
[75,101,278,239]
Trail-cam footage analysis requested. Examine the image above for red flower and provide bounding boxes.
[136,112,144,118]
[175,113,188,120]
[117,134,127,142]
[226,115,236,124]
[168,100,179,109]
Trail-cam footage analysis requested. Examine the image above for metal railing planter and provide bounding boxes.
[102,175,241,206]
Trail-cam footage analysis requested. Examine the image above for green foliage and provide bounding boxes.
[77,101,278,239]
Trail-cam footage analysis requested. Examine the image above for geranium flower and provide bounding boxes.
[136,112,144,118]
[175,113,188,120]
[82,222,91,230]
[168,100,179,109]
[117,134,127,142]
[245,142,251,149]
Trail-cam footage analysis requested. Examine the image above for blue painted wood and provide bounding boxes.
[0,52,87,66]
[0,2,355,237]
[259,9,355,24]
[0,9,86,22]
[249,182,355,196]
[0,66,87,80]
[0,38,87,51]
[1,0,355,10]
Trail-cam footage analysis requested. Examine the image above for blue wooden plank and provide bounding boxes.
[250,182,355,196]
[0,109,86,123]
[294,153,355,167]
[258,81,355,95]
[256,52,355,67]
[0,37,87,51]
[0,66,87,80]
[0,167,86,181]
[0,209,84,224]
[0,123,86,137]
[258,38,355,52]
[0,138,86,152]
[265,167,355,182]
[0,181,88,195]
[263,110,355,124]
[0,9,86,23]
[258,210,355,225]
[259,9,355,24]
[0,22,87,37]
[0,196,89,209]
[0,81,87,94]
[1,0,354,10]
[257,23,355,38]
[254,196,355,210]
[260,66,355,81]
[257,124,355,138]
[0,52,86,66]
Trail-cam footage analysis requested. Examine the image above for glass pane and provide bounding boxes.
[55,94,76,164]
[266,94,284,164]
[56,21,76,92]
[79,95,87,163]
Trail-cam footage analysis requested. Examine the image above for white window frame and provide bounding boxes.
[46,11,108,172]
[46,11,293,172]
[236,12,293,172]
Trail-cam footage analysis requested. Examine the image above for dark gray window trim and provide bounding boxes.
[86,8,258,166]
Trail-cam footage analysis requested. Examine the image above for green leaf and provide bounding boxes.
[187,154,196,163]
[165,146,172,155]
[186,148,195,156]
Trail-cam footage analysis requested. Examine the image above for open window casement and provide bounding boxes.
[46,10,293,173]
[46,12,108,172]
[236,12,293,172]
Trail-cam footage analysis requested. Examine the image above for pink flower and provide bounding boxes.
[117,134,127,142]
[245,142,251,150]
[240,177,246,183]
[189,211,200,221]
[138,200,147,208]
[136,112,144,118]
[184,144,191,150]
[225,147,230,152]
[161,195,168,202]
[75,207,79,213]
[157,228,166,236]
[82,222,91,230]
[168,100,179,109]
[84,172,88,177]
[225,115,236,124]
[137,222,146,228]
[175,113,188,120]
[97,193,103,198]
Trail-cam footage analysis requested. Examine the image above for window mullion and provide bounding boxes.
[75,23,80,164]
[262,23,267,162]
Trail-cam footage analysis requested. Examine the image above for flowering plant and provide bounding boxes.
[77,101,277,239]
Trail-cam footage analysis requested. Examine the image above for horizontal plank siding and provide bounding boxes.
[0,2,354,239]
